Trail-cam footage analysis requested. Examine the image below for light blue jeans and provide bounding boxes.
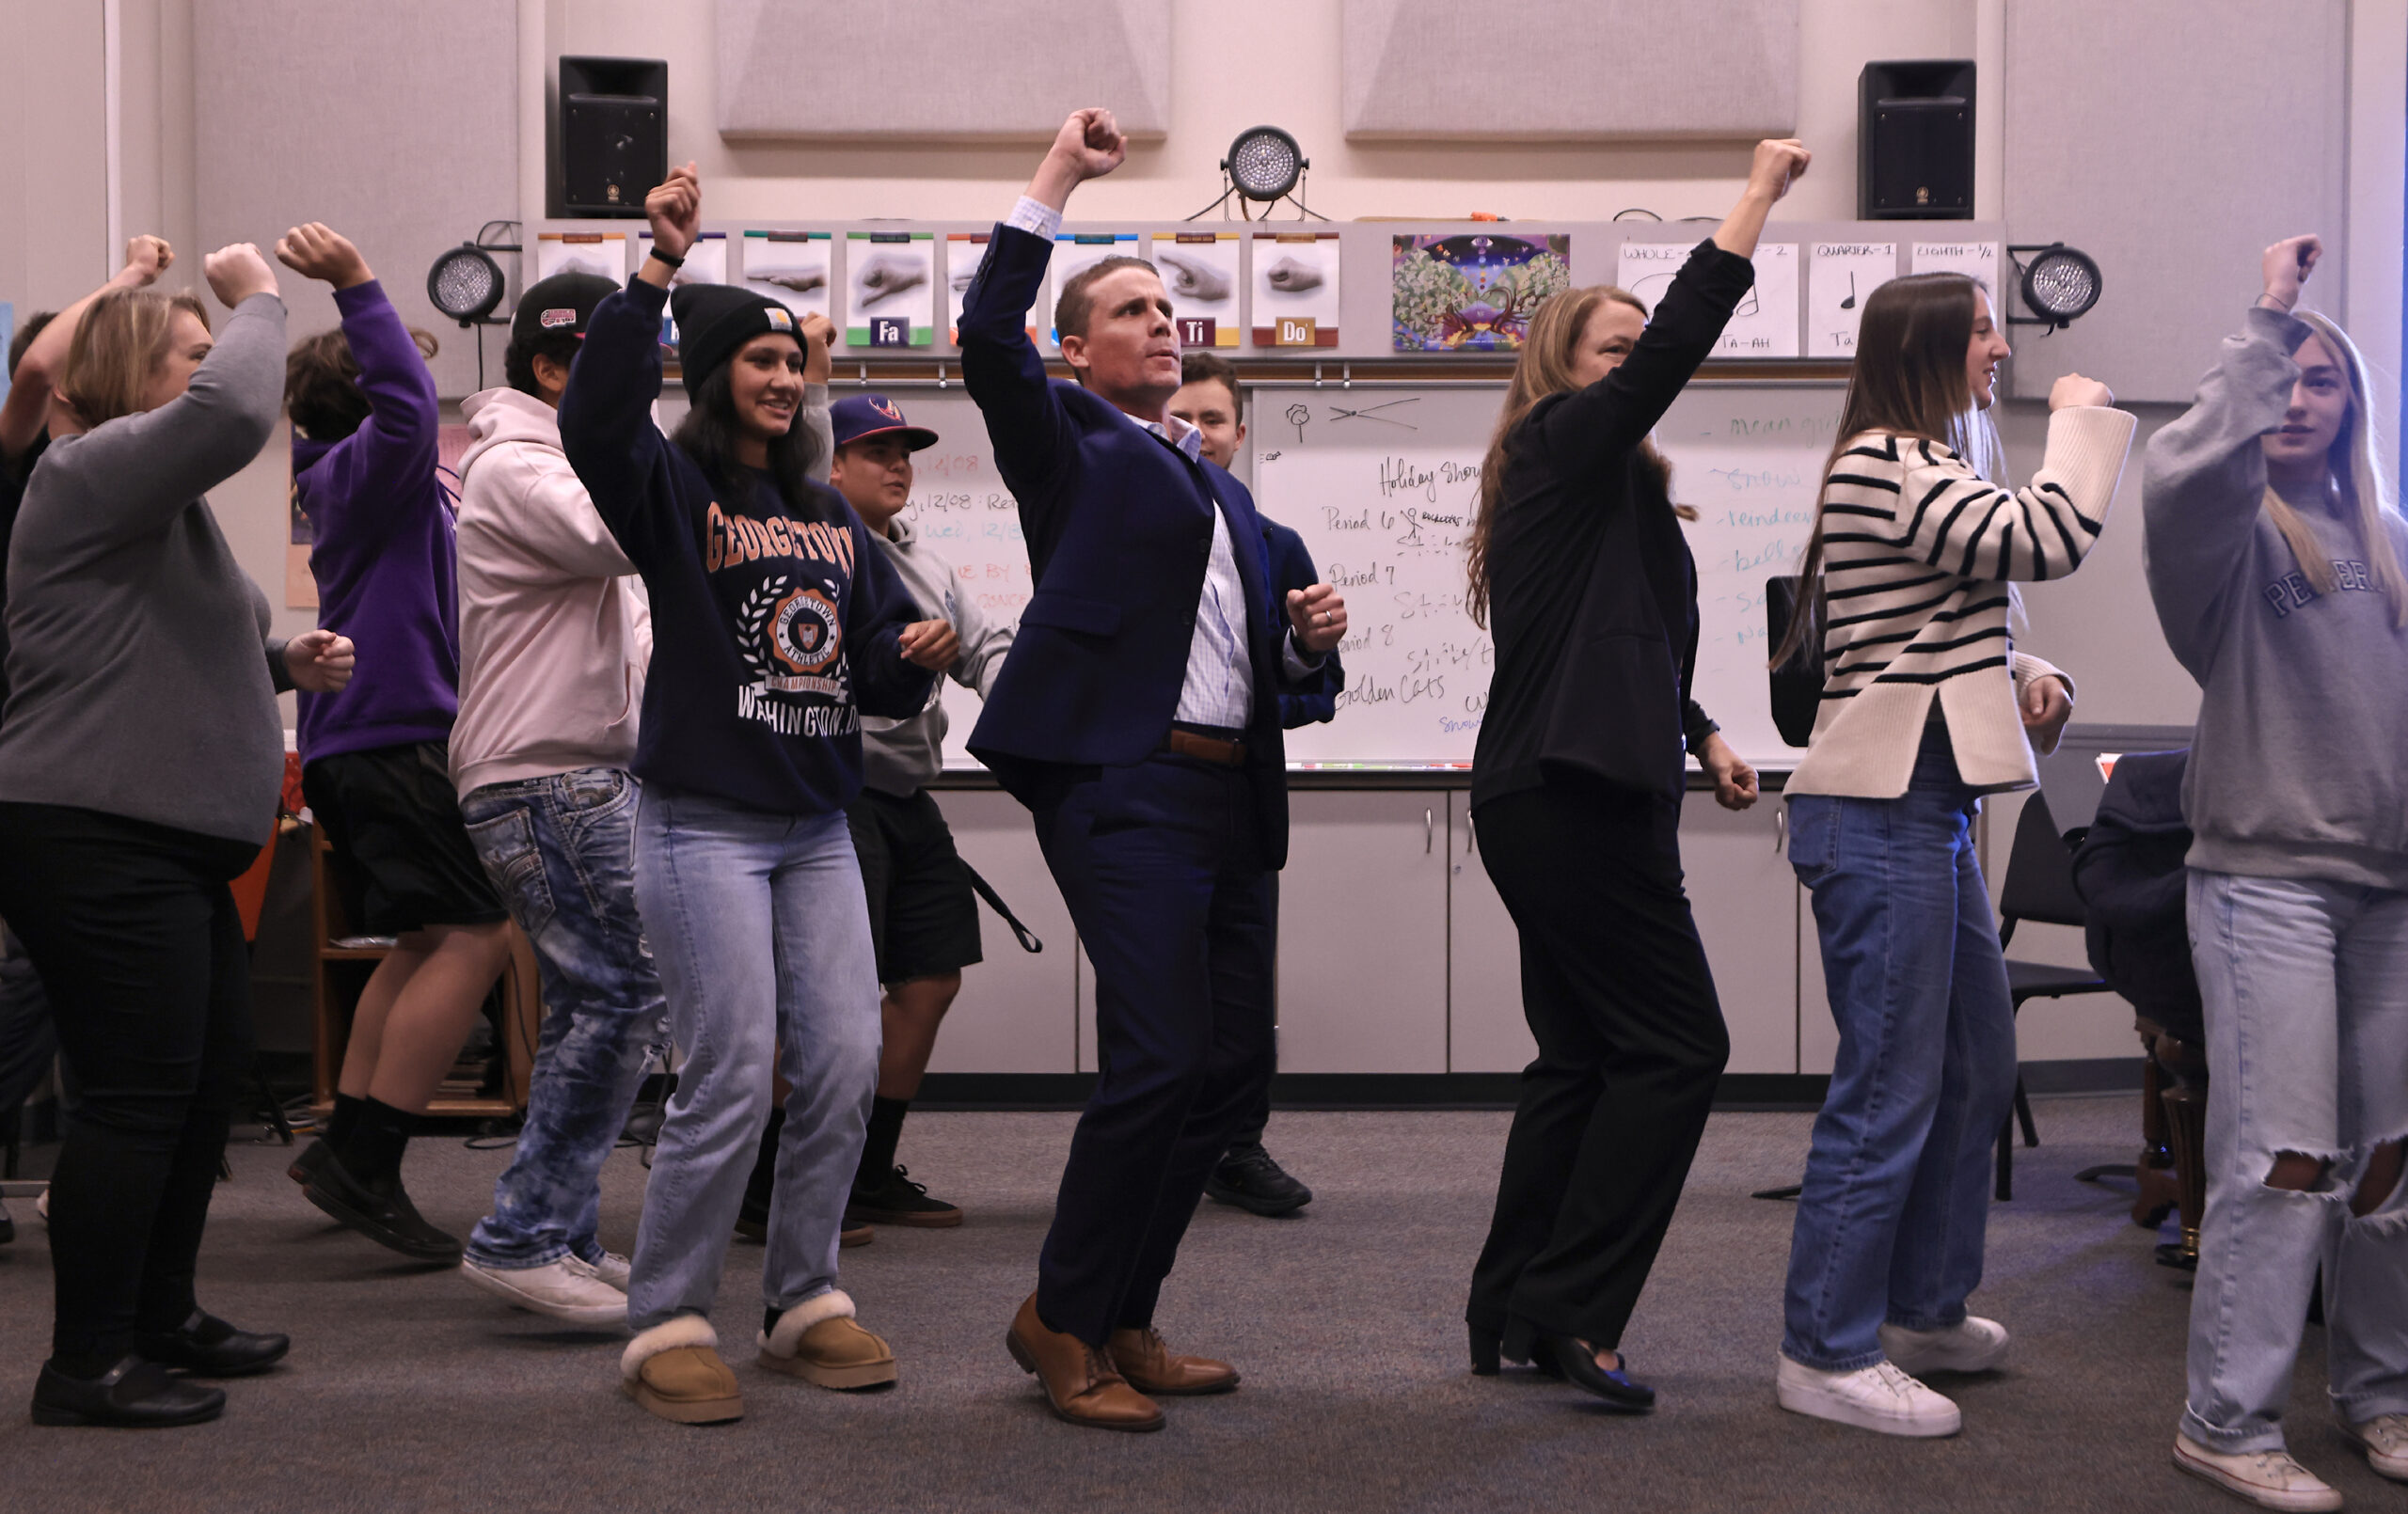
[623,785,883,1333]
[459,769,668,1270]
[1781,727,2020,1372]
[2182,868,2408,1452]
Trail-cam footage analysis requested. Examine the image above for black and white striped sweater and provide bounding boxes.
[1787,405,2137,797]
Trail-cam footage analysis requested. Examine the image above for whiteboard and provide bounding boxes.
[1249,384,1844,767]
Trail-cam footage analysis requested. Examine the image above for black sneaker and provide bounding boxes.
[286,1137,332,1187]
[736,1203,875,1248]
[1204,1145,1312,1217]
[302,1149,463,1265]
[847,1165,963,1228]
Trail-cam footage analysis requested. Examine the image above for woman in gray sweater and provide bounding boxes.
[2144,234,2408,1511]
[0,244,354,1429]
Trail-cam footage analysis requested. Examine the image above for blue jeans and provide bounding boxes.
[624,785,881,1332]
[458,769,667,1270]
[2182,869,2408,1452]
[1780,727,2019,1372]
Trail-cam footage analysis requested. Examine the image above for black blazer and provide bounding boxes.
[1471,240,1753,806]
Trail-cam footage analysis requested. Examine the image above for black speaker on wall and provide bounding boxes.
[560,55,667,219]
[1859,60,1974,220]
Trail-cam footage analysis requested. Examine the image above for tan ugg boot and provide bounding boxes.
[756,1290,897,1391]
[621,1315,743,1424]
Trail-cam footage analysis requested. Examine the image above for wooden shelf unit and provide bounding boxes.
[309,827,540,1119]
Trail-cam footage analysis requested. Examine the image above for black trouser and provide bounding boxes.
[0,922,58,1113]
[1223,874,1276,1154]
[0,802,260,1364]
[1032,755,1277,1346]
[1465,781,1729,1351]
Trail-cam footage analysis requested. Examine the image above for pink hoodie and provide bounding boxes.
[450,386,652,797]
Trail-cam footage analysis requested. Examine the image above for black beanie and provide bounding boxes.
[510,272,618,347]
[673,283,799,396]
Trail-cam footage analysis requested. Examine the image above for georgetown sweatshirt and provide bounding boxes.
[2143,305,2408,891]
[0,292,294,845]
[558,276,935,815]
[293,279,460,764]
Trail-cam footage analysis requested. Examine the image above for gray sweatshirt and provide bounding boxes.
[860,513,1013,796]
[2142,304,2408,890]
[0,292,294,846]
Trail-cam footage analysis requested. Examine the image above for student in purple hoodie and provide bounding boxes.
[276,224,513,1267]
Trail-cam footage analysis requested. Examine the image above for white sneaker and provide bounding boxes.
[2347,1412,2408,1482]
[589,1250,632,1292]
[1877,1316,2009,1375]
[1776,1354,1961,1437]
[2173,1433,2342,1511]
[458,1254,628,1327]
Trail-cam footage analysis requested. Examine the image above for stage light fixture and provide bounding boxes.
[424,222,524,389]
[1188,126,1326,221]
[2006,243,2101,331]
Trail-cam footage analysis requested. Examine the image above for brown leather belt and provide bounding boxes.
[1163,729,1248,766]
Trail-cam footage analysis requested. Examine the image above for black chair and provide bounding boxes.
[1992,792,2116,1199]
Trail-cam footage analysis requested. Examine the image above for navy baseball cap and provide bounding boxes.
[831,393,938,451]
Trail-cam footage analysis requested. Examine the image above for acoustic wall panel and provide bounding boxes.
[716,0,1169,141]
[1342,0,1798,141]
[193,0,518,401]
[2003,0,2345,402]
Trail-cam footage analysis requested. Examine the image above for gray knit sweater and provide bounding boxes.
[0,292,294,846]
[2142,304,2408,890]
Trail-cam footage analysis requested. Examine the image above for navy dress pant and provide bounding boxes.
[1031,754,1276,1347]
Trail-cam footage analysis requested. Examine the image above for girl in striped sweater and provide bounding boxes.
[1768,273,2135,1437]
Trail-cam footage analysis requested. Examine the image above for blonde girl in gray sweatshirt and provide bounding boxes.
[2144,234,2408,1510]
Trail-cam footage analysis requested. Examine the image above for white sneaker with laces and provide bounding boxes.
[1877,1316,2009,1375]
[589,1250,632,1292]
[2347,1412,2408,1482]
[1776,1353,1961,1437]
[458,1254,628,1326]
[2173,1433,2342,1511]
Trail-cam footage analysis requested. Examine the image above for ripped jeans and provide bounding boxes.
[2183,869,2408,1452]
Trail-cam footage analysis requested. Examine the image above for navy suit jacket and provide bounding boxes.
[958,223,1312,864]
[1263,517,1341,730]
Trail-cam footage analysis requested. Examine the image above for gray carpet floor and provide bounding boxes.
[0,1096,2379,1513]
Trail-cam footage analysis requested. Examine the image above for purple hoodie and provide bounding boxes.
[293,279,460,763]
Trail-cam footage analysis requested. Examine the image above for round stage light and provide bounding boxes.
[427,243,506,326]
[1223,126,1306,203]
[2020,244,2100,329]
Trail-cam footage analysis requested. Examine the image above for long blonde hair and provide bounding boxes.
[55,287,212,429]
[2261,310,2408,628]
[1464,284,1686,629]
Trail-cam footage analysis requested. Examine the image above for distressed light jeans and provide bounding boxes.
[2181,869,2408,1452]
[623,785,882,1333]
[459,769,667,1270]
[1780,725,2020,1372]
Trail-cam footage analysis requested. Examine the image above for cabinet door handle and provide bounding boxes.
[1465,812,1476,854]
[1424,807,1434,854]
[1774,806,1787,854]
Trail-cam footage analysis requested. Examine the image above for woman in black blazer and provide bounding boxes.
[1463,137,1808,1411]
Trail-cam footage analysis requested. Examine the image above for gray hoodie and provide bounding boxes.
[2142,305,2408,890]
[860,512,1013,796]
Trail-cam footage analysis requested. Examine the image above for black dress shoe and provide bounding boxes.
[1203,1144,1312,1217]
[31,1356,225,1427]
[302,1149,462,1265]
[286,1137,331,1187]
[1540,1334,1656,1412]
[136,1312,289,1379]
[1472,1324,1566,1380]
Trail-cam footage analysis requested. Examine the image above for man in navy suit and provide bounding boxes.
[958,107,1349,1433]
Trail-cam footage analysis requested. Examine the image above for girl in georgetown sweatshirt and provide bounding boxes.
[560,163,943,1425]
[2144,236,2408,1510]
[1768,272,2135,1440]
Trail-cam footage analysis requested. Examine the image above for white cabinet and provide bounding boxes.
[1449,796,1536,1073]
[1275,791,1451,1073]
[927,789,1081,1074]
[1683,801,1804,1075]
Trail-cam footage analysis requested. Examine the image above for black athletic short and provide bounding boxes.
[303,739,508,937]
[846,787,982,986]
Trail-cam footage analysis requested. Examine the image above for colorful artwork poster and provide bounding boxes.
[637,232,726,354]
[1391,232,1569,352]
[1253,232,1341,348]
[1151,231,1240,349]
[1618,239,1799,358]
[1912,241,2004,302]
[1808,242,1897,358]
[845,231,935,349]
[535,231,626,284]
[740,230,834,323]
[1050,233,1139,350]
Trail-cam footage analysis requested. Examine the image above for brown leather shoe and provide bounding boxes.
[1107,1326,1240,1396]
[1005,1294,1164,1432]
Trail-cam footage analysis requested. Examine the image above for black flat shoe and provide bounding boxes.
[302,1150,462,1265]
[31,1356,225,1427]
[1540,1335,1656,1412]
[286,1137,331,1187]
[1473,1323,1566,1380]
[136,1312,289,1379]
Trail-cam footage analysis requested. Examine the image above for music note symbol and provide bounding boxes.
[1841,272,1859,311]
